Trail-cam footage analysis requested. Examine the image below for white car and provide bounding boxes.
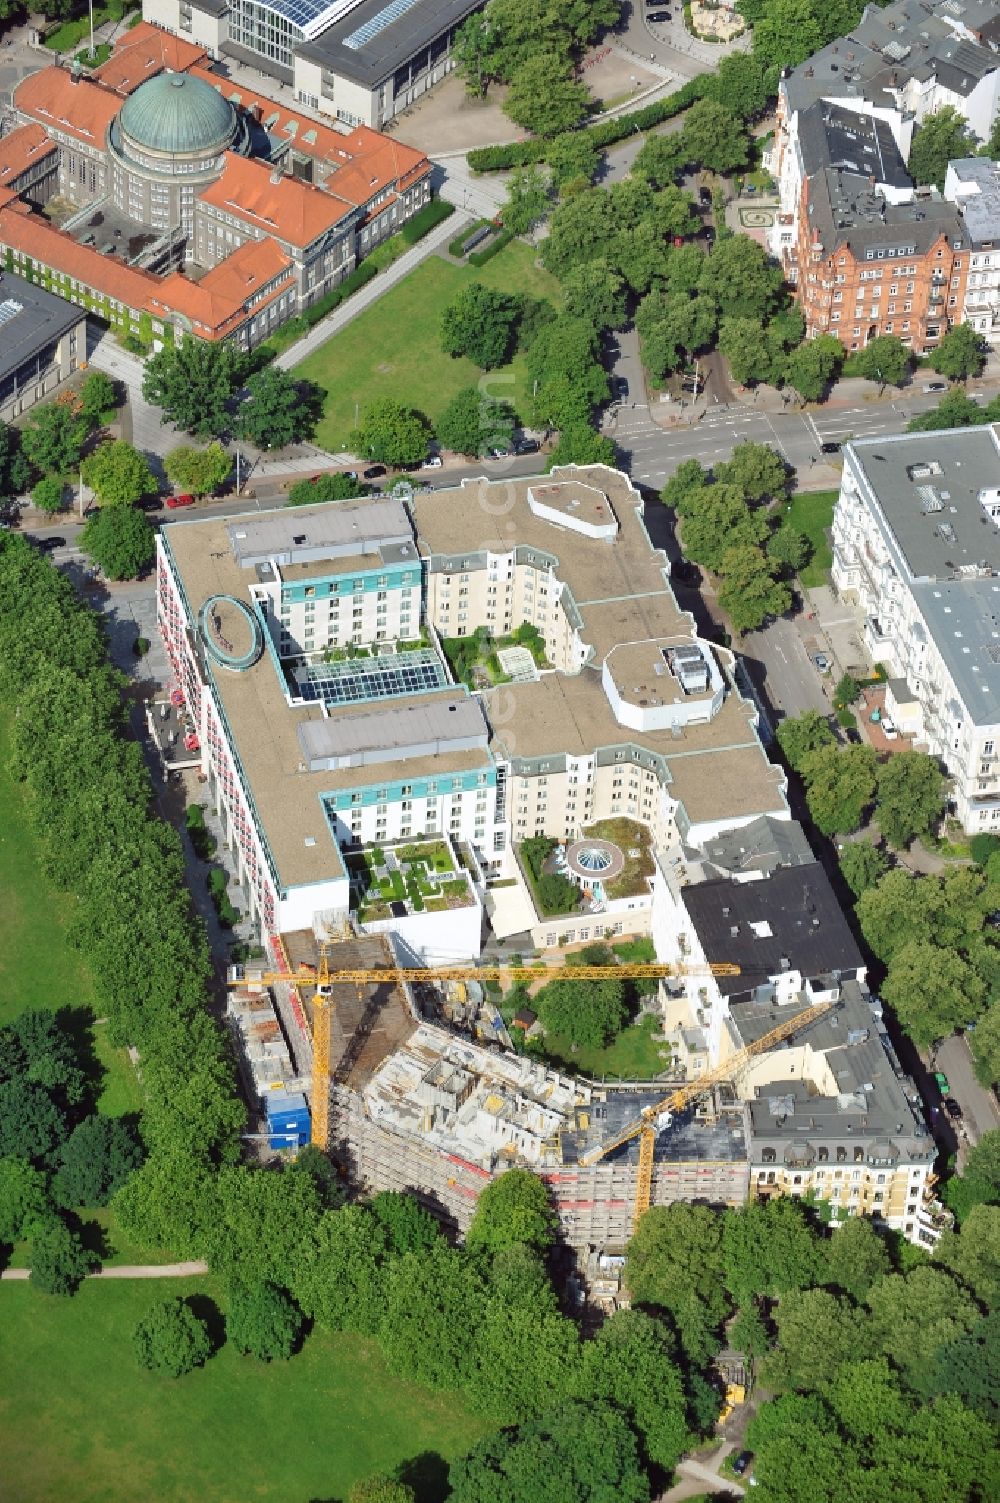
[882,718,899,740]
[422,455,442,469]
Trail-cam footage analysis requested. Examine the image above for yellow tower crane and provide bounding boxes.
[578,999,837,1230]
[230,956,741,1151]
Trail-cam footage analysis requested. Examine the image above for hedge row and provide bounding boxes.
[468,227,515,267]
[401,197,455,244]
[467,74,713,174]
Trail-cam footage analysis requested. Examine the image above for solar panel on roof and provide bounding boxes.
[0,298,23,326]
[344,0,422,50]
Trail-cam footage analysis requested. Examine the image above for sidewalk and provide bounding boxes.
[1,1261,208,1281]
[275,211,468,370]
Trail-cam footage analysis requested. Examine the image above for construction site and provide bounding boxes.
[227,934,762,1249]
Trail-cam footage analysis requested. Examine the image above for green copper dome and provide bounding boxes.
[119,73,236,157]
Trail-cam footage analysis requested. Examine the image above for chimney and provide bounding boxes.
[270,162,283,184]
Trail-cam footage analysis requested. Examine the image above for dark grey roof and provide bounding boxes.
[683,862,865,997]
[294,0,480,86]
[797,99,910,191]
[693,815,814,880]
[0,271,83,387]
[805,167,965,257]
[733,981,933,1160]
[783,0,999,116]
[562,1087,748,1167]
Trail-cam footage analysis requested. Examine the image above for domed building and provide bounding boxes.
[108,72,251,237]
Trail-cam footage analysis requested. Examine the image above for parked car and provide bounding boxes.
[422,455,442,469]
[945,1097,963,1121]
[363,465,386,480]
[647,8,670,19]
[814,652,831,673]
[923,381,947,393]
[165,493,195,509]
[934,1070,951,1097]
[616,376,630,398]
[881,717,899,740]
[487,446,509,459]
[513,437,540,455]
[821,440,841,454]
[38,535,66,550]
[732,1453,753,1478]
[699,186,713,207]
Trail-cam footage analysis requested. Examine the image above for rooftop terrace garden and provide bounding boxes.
[442,622,548,690]
[581,819,656,901]
[349,839,475,923]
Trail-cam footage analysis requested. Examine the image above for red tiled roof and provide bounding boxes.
[93,21,208,95]
[152,240,295,338]
[187,66,430,206]
[197,153,352,248]
[0,124,57,189]
[14,67,123,149]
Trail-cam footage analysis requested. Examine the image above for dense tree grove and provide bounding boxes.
[659,443,793,632]
[0,534,243,1267]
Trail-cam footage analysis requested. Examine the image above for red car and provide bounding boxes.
[165,493,195,509]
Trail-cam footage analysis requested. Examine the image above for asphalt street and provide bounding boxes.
[933,1034,1000,1152]
[615,389,959,489]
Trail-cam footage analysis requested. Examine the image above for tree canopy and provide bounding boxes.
[164,443,232,497]
[142,340,243,437]
[928,321,987,380]
[435,387,516,457]
[349,400,432,468]
[82,440,156,506]
[233,367,320,451]
[908,106,975,190]
[80,504,156,580]
[134,1296,215,1376]
[466,1168,558,1254]
[440,284,523,369]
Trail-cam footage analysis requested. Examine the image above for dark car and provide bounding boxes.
[945,1098,963,1121]
[821,440,841,454]
[699,186,713,206]
[363,465,386,479]
[38,535,66,550]
[514,437,540,455]
[647,8,670,18]
[732,1452,752,1477]
[616,376,630,399]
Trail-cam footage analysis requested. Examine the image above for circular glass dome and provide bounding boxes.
[576,846,614,873]
[119,73,236,158]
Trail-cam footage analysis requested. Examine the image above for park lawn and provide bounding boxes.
[0,715,140,1111]
[294,243,561,451]
[786,488,837,588]
[544,1013,670,1080]
[0,1278,488,1503]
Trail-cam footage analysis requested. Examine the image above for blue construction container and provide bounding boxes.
[266,1090,310,1150]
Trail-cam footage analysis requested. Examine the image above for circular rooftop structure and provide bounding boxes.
[119,73,236,158]
[198,595,263,673]
[564,839,625,884]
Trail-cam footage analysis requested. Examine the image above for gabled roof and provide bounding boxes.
[186,65,429,201]
[151,239,295,339]
[92,20,207,95]
[197,153,353,247]
[0,124,57,189]
[14,67,123,149]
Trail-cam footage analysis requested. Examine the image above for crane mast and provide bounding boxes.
[230,956,741,1150]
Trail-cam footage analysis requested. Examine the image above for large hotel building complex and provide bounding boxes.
[160,469,943,1249]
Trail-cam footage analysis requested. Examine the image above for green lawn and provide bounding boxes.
[0,715,140,1111]
[785,488,837,588]
[294,243,561,451]
[0,1278,487,1503]
[544,1013,670,1081]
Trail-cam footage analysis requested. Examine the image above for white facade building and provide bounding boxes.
[832,426,1000,830]
[945,156,1000,341]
